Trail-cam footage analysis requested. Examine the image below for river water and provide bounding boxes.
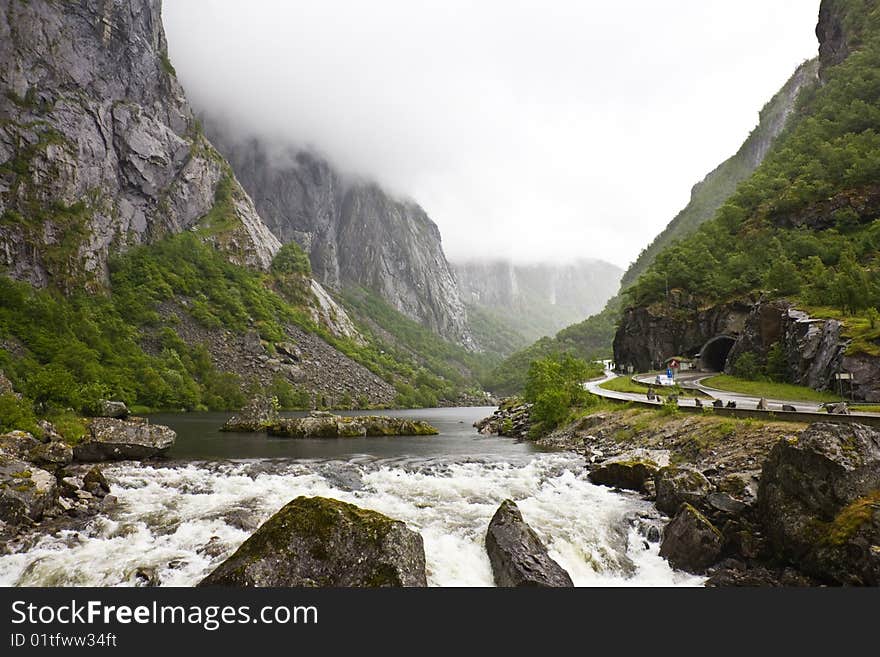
[0,407,702,587]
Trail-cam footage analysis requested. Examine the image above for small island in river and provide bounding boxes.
[221,400,438,438]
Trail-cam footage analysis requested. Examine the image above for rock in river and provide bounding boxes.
[199,496,427,587]
[654,466,714,515]
[0,455,57,525]
[588,456,659,493]
[267,413,438,439]
[659,503,724,573]
[73,418,176,462]
[221,396,278,432]
[485,499,573,587]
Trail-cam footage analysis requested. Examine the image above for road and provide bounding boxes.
[587,371,880,418]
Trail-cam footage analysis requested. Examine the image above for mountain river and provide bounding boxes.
[0,407,703,587]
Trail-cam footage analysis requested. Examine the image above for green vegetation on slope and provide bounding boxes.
[0,233,316,414]
[0,232,488,425]
[463,304,530,360]
[702,374,843,403]
[627,13,880,335]
[339,287,495,407]
[487,297,619,395]
[524,354,601,435]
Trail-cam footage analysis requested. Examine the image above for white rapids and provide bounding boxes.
[0,453,703,587]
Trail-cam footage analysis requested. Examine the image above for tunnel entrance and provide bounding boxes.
[699,336,737,372]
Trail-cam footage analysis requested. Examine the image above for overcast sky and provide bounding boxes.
[164,1,820,269]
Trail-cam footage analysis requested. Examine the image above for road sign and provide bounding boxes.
[669,359,679,369]
[666,368,674,379]
[835,373,853,380]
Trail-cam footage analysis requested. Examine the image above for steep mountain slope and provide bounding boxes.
[485,297,621,395]
[617,0,880,401]
[620,59,819,289]
[202,130,474,349]
[488,50,819,394]
[0,0,486,413]
[0,0,280,289]
[453,259,621,357]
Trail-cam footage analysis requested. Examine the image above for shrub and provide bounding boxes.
[731,352,762,380]
[524,354,596,434]
[271,242,311,277]
[765,342,789,383]
[0,393,40,435]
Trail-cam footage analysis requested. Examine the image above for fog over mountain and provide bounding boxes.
[163,1,818,267]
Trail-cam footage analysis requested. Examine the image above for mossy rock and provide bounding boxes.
[654,466,714,515]
[808,491,880,585]
[588,457,659,493]
[0,456,57,525]
[659,503,723,573]
[267,414,438,439]
[198,496,427,587]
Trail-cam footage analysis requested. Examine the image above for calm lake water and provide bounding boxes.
[155,406,544,462]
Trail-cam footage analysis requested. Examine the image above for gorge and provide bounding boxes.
[1,0,879,591]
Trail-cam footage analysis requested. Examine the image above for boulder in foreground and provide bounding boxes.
[758,422,880,585]
[74,418,176,462]
[267,413,438,439]
[199,496,427,587]
[485,499,573,587]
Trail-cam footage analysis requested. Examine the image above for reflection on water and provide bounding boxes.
[156,406,544,462]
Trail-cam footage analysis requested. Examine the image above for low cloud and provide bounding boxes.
[164,0,819,268]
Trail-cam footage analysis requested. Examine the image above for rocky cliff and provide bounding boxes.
[727,300,880,402]
[614,293,880,402]
[0,0,286,290]
[202,130,474,349]
[815,0,879,79]
[613,292,753,372]
[0,0,427,409]
[454,259,622,347]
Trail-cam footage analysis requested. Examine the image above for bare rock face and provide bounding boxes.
[0,0,280,289]
[614,294,752,373]
[725,300,880,402]
[484,500,573,587]
[817,0,855,80]
[0,454,57,525]
[616,294,880,402]
[203,132,475,348]
[757,422,880,585]
[199,496,427,587]
[659,503,724,573]
[74,418,175,461]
